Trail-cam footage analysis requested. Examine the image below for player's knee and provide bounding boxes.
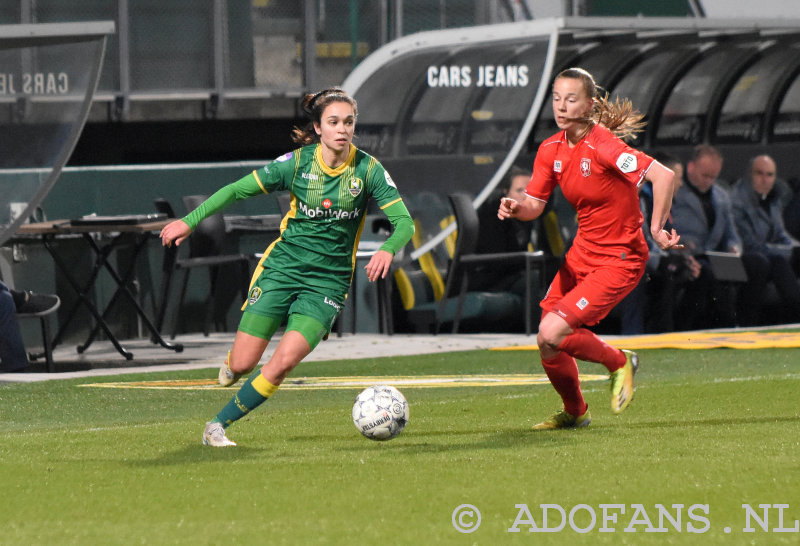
[228,353,257,375]
[277,356,301,376]
[537,330,560,353]
[537,320,567,353]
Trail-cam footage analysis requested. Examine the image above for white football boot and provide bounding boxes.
[202,421,236,447]
[218,351,242,387]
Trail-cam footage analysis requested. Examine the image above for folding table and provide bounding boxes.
[16,217,184,361]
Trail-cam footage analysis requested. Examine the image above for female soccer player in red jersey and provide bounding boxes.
[498,68,682,429]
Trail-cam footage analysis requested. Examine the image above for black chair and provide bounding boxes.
[154,197,177,221]
[18,298,61,373]
[392,214,515,335]
[154,196,252,338]
[340,216,396,336]
[1,260,61,371]
[436,193,554,335]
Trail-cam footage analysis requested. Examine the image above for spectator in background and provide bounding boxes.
[731,155,800,325]
[670,144,740,330]
[0,281,60,372]
[471,166,534,295]
[619,151,700,334]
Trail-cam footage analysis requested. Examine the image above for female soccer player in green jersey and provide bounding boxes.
[160,87,415,446]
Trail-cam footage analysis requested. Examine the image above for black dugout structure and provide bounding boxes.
[343,16,800,258]
[0,21,115,249]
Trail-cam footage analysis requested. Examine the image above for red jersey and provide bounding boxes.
[527,124,653,259]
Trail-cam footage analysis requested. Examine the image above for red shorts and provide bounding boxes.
[541,244,645,328]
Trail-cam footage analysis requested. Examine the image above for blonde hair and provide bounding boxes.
[291,87,358,145]
[556,67,646,141]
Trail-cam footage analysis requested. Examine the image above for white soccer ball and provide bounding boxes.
[352,385,409,441]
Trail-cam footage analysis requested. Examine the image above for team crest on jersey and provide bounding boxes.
[384,171,397,188]
[248,287,262,306]
[348,177,364,197]
[554,160,562,173]
[580,158,591,177]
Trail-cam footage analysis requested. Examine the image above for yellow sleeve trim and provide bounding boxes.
[252,170,269,195]
[380,197,402,210]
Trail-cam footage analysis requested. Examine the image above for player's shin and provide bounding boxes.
[540,352,586,417]
[558,327,625,372]
[213,371,280,428]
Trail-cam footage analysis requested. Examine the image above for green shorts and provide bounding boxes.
[239,269,346,343]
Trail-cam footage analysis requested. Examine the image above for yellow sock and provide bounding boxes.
[252,373,279,397]
[214,372,278,427]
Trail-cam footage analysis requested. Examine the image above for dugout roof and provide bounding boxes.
[0,21,114,249]
[342,16,800,256]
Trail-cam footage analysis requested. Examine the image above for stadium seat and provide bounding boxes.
[435,193,552,334]
[153,196,252,338]
[392,193,553,334]
[1,257,61,372]
[18,298,60,373]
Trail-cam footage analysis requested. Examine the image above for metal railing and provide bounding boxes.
[2,0,533,122]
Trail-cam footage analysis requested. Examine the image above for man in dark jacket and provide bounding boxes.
[731,155,800,325]
[670,145,740,329]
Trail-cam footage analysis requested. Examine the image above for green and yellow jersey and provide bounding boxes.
[182,143,414,296]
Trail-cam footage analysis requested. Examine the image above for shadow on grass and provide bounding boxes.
[329,425,594,455]
[126,444,265,467]
[335,413,800,453]
[623,414,800,429]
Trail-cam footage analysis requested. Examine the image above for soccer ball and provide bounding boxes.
[352,385,409,441]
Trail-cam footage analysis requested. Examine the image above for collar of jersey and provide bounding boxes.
[314,143,356,177]
[560,123,597,147]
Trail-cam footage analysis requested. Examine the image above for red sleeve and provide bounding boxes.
[594,129,654,187]
[526,139,558,202]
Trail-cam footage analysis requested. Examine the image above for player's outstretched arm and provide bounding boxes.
[160,219,192,247]
[498,196,545,222]
[368,200,415,282]
[647,161,683,251]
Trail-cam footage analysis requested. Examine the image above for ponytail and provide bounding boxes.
[556,67,646,141]
[593,93,646,141]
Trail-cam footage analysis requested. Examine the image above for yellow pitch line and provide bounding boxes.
[78,373,609,391]
[492,330,800,351]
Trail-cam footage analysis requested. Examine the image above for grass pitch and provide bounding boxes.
[1,347,798,545]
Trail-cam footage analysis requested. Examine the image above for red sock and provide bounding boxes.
[558,328,625,372]
[540,352,587,417]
